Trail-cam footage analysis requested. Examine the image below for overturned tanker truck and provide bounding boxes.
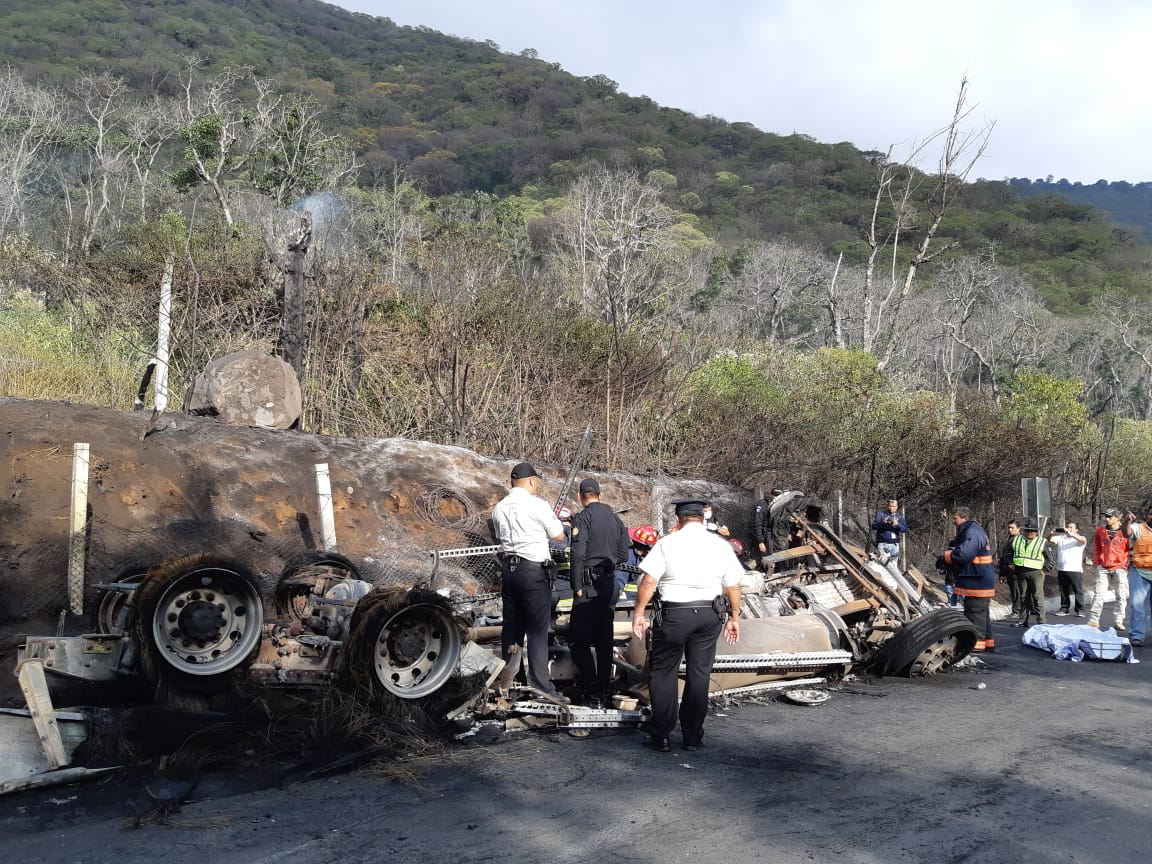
[16,491,979,736]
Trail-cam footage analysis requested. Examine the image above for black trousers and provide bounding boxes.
[1057,570,1085,614]
[961,594,992,641]
[648,606,722,742]
[501,560,558,696]
[569,592,615,689]
[1005,569,1025,613]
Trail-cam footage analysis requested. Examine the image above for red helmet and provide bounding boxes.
[556,506,572,520]
[629,525,658,547]
[727,538,745,556]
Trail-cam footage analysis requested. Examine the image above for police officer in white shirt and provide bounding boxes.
[632,498,744,752]
[491,462,569,704]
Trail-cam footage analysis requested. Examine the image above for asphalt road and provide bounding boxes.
[3,615,1151,864]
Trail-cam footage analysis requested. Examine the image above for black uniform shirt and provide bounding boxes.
[569,501,629,596]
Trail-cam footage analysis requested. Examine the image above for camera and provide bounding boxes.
[1053,528,1066,534]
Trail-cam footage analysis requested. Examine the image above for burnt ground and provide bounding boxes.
[3,612,1150,864]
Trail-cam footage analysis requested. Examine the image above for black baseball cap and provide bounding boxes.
[1103,508,1122,518]
[578,477,601,495]
[510,462,540,480]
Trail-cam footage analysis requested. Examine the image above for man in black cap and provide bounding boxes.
[632,498,744,753]
[567,477,630,706]
[491,462,569,704]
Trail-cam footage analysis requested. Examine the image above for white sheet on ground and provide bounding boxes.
[1021,624,1138,662]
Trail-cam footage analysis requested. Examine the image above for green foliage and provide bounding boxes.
[0,291,143,407]
[1004,369,1088,431]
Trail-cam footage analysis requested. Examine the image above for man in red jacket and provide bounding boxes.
[1089,508,1131,631]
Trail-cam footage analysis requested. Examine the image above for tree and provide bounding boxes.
[830,77,995,369]
[0,67,64,239]
[716,240,829,344]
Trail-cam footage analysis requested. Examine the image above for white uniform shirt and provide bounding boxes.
[639,521,746,602]
[1049,534,1086,572]
[491,487,564,563]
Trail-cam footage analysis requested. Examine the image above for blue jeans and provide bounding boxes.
[877,542,900,560]
[1128,567,1152,642]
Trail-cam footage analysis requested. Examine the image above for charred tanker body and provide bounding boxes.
[14,493,977,740]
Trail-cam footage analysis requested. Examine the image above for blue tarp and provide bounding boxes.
[1021,624,1138,663]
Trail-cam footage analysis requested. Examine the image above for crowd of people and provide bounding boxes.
[490,463,1152,751]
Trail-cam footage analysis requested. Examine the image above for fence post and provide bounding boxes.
[315,463,337,552]
[68,443,90,615]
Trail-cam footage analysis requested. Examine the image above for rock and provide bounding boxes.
[185,349,302,429]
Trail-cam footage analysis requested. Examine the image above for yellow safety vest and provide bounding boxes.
[1011,534,1045,570]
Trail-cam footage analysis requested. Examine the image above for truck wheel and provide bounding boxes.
[347,591,463,700]
[274,551,361,620]
[868,608,979,677]
[135,555,264,691]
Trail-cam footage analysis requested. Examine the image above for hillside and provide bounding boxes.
[1,0,1149,310]
[1009,178,1152,240]
[3,0,1152,525]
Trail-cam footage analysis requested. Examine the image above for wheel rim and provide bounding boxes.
[908,634,964,677]
[150,566,263,676]
[370,604,461,699]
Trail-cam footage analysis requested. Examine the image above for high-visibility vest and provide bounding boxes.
[1011,534,1045,569]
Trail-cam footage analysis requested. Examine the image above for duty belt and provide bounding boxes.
[661,600,715,608]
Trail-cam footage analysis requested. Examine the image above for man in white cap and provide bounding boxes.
[632,498,744,753]
[491,461,569,704]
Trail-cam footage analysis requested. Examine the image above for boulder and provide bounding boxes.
[185,349,302,429]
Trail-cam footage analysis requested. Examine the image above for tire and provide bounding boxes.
[345,588,463,701]
[274,551,361,620]
[96,570,146,634]
[134,555,265,693]
[867,608,979,677]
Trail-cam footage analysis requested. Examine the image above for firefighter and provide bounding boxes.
[936,506,997,652]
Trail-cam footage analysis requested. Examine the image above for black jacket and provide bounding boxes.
[752,497,775,550]
[569,501,629,596]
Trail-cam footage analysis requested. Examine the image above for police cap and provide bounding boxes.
[578,477,601,495]
[671,497,708,517]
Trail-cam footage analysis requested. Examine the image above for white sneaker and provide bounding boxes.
[1116,623,1127,633]
[1055,611,1070,616]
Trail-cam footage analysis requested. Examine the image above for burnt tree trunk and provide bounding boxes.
[280,212,312,383]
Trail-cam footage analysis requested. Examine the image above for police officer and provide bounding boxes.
[1012,520,1048,627]
[632,498,745,753]
[491,462,569,705]
[568,477,630,706]
[752,489,783,569]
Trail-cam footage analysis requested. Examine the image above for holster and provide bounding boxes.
[712,594,731,622]
[541,556,557,588]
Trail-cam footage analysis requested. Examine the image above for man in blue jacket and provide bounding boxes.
[937,506,997,652]
[872,498,908,578]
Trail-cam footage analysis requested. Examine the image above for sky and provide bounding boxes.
[331,0,1151,183]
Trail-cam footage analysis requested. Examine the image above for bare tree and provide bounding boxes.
[0,67,64,239]
[716,240,829,343]
[832,77,995,368]
[550,168,698,337]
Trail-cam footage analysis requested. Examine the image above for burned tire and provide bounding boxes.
[96,570,146,634]
[274,551,361,620]
[134,555,264,692]
[868,608,979,677]
[346,590,463,701]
